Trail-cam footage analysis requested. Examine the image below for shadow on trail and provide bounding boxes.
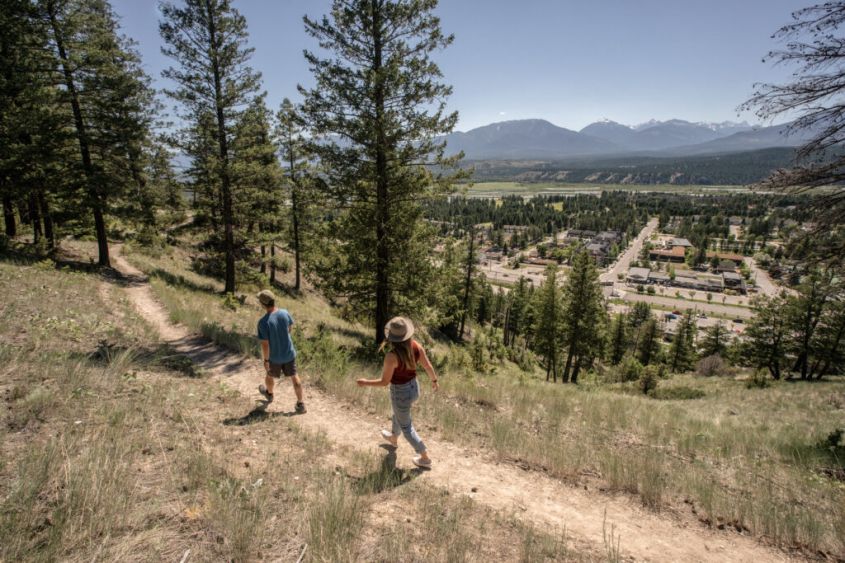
[222,404,302,426]
[350,445,424,495]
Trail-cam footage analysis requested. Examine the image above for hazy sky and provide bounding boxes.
[112,0,811,132]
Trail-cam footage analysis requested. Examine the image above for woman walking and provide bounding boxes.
[357,317,439,468]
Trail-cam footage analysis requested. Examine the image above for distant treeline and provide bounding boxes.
[463,148,799,185]
[427,192,811,236]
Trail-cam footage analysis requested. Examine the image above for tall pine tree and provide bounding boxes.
[299,0,464,344]
[160,0,261,293]
[560,249,607,383]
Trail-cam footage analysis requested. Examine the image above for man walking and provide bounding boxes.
[256,289,305,413]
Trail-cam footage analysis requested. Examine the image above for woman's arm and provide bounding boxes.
[418,346,439,391]
[356,352,396,387]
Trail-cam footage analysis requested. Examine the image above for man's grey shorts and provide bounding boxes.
[268,360,297,378]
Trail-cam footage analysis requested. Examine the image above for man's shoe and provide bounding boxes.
[258,385,274,402]
[295,402,306,414]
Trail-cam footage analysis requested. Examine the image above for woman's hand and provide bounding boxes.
[431,379,439,392]
[356,378,368,387]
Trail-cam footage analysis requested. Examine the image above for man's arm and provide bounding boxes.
[260,340,271,374]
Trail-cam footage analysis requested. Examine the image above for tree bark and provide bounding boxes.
[259,241,266,275]
[28,192,42,243]
[37,191,54,248]
[48,2,109,266]
[270,244,276,284]
[2,194,15,237]
[289,147,302,292]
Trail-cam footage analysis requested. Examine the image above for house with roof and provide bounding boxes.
[627,267,650,284]
[650,246,686,263]
[669,237,693,248]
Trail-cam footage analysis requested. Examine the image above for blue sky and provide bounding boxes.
[113,0,810,132]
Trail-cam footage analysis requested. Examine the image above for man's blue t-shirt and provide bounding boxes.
[257,309,296,364]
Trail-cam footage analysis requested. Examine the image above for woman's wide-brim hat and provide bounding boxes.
[384,316,414,343]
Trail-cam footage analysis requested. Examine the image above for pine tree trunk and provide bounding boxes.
[287,132,302,292]
[459,227,476,340]
[562,343,575,383]
[28,192,42,243]
[260,242,266,275]
[292,188,302,292]
[372,0,389,345]
[2,194,15,237]
[48,3,110,266]
[270,244,276,284]
[37,191,54,248]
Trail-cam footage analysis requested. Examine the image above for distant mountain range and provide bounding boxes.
[442,118,812,160]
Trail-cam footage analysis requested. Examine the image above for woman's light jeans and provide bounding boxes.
[390,378,426,454]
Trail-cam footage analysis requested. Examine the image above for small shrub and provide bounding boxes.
[611,355,644,383]
[639,365,660,395]
[745,368,770,389]
[696,354,727,377]
[221,292,241,311]
[650,386,706,400]
[646,285,656,295]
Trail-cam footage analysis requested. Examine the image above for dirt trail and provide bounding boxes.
[110,249,793,563]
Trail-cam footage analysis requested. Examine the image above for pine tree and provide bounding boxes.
[299,0,464,345]
[458,225,478,340]
[788,268,836,379]
[808,293,845,378]
[533,265,562,381]
[40,0,153,264]
[668,309,696,372]
[744,293,789,380]
[231,97,283,281]
[636,317,661,367]
[699,321,729,358]
[607,312,628,366]
[159,0,262,293]
[560,249,607,383]
[275,98,312,291]
[0,0,63,241]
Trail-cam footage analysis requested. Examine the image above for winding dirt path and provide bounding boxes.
[109,249,793,562]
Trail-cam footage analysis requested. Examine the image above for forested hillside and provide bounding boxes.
[466,148,798,184]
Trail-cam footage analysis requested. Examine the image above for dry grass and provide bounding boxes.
[0,250,588,562]
[121,242,845,558]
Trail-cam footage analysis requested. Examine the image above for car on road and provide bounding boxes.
[733,318,744,324]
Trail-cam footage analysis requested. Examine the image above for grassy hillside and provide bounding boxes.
[120,237,845,558]
[0,246,587,562]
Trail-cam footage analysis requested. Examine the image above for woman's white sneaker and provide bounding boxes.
[380,429,398,447]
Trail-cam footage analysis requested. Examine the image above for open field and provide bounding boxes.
[113,237,845,559]
[455,182,754,198]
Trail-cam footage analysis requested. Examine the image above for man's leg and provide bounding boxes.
[265,372,275,395]
[290,375,304,403]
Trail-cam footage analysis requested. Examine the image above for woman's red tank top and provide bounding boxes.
[390,340,421,385]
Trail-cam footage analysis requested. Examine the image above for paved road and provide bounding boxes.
[619,292,754,319]
[745,257,785,298]
[601,217,659,283]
